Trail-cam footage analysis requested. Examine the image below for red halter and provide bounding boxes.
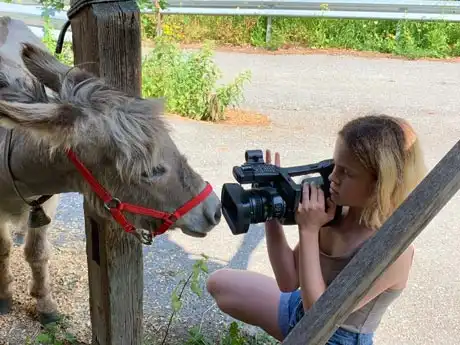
[65,149,213,244]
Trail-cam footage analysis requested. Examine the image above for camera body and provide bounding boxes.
[221,149,342,235]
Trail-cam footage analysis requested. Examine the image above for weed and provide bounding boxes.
[161,254,279,345]
[142,37,251,121]
[161,253,210,345]
[186,322,279,345]
[25,317,77,345]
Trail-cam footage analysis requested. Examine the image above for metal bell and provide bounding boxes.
[28,205,51,228]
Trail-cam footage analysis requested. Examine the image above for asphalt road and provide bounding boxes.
[51,51,460,345]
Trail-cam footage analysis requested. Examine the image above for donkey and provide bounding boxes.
[0,17,222,324]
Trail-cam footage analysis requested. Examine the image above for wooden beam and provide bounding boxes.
[69,1,143,345]
[283,140,460,345]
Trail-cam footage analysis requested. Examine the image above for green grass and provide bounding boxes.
[140,14,460,59]
[38,0,460,59]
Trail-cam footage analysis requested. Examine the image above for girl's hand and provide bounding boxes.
[295,182,337,231]
[265,149,281,226]
[265,149,280,167]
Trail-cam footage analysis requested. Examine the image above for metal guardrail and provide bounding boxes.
[160,0,460,20]
[0,0,460,44]
[159,0,460,41]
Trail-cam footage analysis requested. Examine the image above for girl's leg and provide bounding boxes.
[206,268,284,341]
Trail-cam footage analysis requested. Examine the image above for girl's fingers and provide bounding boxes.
[310,184,318,204]
[266,149,280,167]
[274,152,281,167]
[317,185,324,206]
[302,182,310,208]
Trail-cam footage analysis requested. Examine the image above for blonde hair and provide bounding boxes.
[338,114,427,229]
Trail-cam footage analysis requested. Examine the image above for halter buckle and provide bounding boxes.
[104,198,121,211]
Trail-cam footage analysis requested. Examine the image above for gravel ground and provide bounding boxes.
[3,51,460,345]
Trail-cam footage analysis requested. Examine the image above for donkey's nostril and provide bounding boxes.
[214,207,222,223]
[206,206,222,225]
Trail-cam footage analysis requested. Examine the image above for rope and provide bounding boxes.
[55,0,132,55]
[4,129,53,208]
[3,83,54,209]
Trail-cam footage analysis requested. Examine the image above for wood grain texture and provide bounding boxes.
[283,140,460,345]
[70,2,143,344]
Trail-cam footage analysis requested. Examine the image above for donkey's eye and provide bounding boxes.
[141,165,167,179]
[0,77,9,89]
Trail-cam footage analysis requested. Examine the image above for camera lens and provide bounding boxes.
[247,191,267,223]
[246,189,286,223]
[221,183,287,235]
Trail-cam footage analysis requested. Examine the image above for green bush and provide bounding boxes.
[142,38,251,121]
[41,20,251,122]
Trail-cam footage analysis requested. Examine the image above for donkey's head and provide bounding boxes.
[0,43,222,240]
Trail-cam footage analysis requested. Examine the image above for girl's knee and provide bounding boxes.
[206,268,232,297]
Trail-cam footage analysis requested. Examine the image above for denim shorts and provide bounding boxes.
[278,289,374,345]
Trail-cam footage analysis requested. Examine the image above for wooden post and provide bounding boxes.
[69,2,143,345]
[283,140,460,345]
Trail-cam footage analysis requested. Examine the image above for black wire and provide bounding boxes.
[55,20,71,55]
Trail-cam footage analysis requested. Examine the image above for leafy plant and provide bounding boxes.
[160,254,210,345]
[141,37,251,121]
[26,318,77,345]
[186,321,279,345]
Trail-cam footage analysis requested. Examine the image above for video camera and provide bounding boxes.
[221,149,342,235]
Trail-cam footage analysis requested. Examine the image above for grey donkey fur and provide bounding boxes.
[0,17,222,324]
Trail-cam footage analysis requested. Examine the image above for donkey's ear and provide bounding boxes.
[20,43,70,93]
[0,100,84,147]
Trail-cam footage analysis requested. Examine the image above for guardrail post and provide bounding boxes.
[155,0,163,36]
[266,15,272,44]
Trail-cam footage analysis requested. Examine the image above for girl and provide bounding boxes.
[206,114,427,344]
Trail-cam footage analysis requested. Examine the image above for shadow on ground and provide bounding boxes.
[51,192,270,344]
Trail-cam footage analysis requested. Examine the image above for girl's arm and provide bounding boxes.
[295,183,336,311]
[263,149,299,292]
[297,226,326,310]
[265,219,299,292]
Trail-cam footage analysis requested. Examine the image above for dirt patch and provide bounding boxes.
[166,108,271,127]
[217,108,271,126]
[0,236,91,345]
